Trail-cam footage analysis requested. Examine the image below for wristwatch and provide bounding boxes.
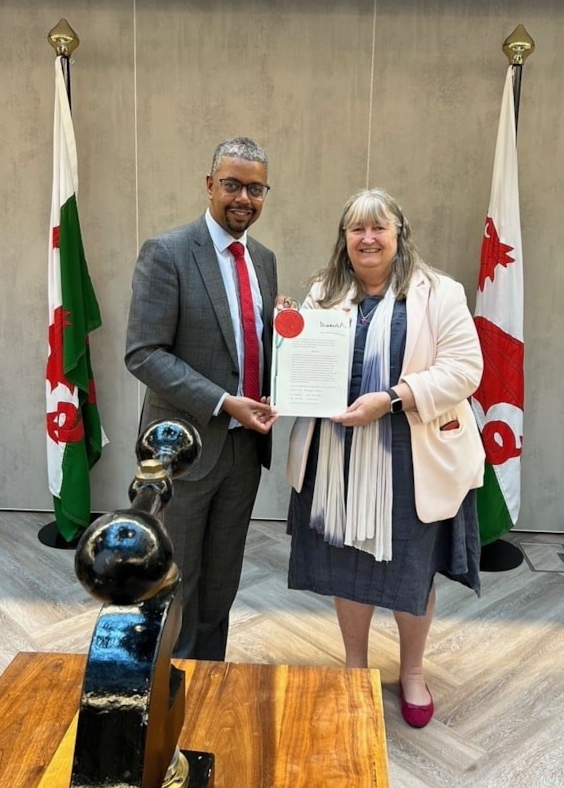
[386,387,403,414]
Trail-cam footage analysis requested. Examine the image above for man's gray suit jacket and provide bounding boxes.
[125,215,278,479]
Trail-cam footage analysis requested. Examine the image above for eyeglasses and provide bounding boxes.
[218,178,271,201]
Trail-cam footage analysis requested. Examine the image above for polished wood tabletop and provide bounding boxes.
[0,651,389,788]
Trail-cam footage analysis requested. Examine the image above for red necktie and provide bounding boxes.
[228,242,261,401]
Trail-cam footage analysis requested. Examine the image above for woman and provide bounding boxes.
[286,188,484,728]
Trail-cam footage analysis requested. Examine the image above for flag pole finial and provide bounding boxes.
[502,24,535,65]
[47,18,80,58]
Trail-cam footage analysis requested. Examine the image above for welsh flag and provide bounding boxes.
[471,65,524,545]
[46,57,105,542]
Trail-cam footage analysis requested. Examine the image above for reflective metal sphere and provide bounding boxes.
[75,511,174,604]
[136,419,202,479]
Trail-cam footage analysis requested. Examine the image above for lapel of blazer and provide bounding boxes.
[191,217,239,368]
[247,238,271,300]
[402,271,431,374]
[247,237,273,323]
[339,289,356,384]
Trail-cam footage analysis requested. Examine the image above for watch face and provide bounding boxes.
[390,397,402,413]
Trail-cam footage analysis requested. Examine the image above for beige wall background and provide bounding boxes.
[1,0,562,532]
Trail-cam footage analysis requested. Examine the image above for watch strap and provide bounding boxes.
[386,387,403,414]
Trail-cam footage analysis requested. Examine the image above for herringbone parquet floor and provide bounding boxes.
[1,511,563,787]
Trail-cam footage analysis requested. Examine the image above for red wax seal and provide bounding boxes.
[275,309,305,339]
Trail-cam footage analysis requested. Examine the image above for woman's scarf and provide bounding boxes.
[310,285,395,561]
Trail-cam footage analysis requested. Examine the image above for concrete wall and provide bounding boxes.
[1,0,562,531]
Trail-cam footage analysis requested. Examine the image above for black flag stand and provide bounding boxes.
[38,520,81,550]
[479,24,534,573]
[39,19,83,551]
[38,517,103,551]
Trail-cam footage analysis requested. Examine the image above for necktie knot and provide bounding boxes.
[228,241,245,261]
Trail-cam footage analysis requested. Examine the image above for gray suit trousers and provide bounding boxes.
[164,427,261,660]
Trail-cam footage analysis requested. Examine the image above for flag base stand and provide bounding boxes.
[38,521,81,549]
[37,514,103,550]
[480,538,524,572]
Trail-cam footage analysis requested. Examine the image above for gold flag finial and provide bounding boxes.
[47,18,80,57]
[503,24,535,65]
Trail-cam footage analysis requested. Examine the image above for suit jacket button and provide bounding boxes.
[231,370,239,377]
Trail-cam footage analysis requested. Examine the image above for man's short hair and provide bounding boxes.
[210,137,268,175]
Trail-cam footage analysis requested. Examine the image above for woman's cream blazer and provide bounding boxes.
[286,271,485,523]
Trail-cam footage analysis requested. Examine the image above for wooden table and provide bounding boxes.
[0,652,389,788]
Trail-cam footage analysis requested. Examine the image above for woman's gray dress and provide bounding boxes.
[287,296,481,615]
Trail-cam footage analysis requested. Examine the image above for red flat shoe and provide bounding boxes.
[399,681,434,728]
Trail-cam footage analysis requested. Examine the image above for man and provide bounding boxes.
[125,137,278,659]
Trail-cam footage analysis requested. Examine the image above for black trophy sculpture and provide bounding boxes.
[72,419,214,788]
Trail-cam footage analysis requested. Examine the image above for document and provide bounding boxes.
[271,308,350,417]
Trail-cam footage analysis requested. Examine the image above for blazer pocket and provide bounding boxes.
[437,409,462,434]
[409,404,485,522]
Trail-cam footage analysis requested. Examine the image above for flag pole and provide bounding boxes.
[39,19,83,551]
[479,24,534,573]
